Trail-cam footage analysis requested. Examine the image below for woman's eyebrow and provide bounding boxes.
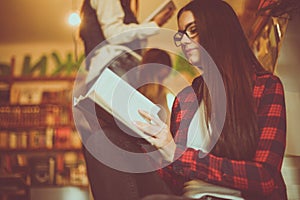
[178,21,196,32]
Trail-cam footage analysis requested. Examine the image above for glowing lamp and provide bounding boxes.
[68,12,81,26]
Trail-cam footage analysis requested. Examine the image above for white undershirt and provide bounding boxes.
[187,101,211,153]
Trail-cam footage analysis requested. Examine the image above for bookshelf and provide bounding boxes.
[0,74,89,192]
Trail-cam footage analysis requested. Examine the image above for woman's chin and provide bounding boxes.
[188,57,201,66]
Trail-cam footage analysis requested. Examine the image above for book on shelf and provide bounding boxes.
[74,47,160,140]
[142,0,176,23]
[30,156,55,185]
[54,127,72,149]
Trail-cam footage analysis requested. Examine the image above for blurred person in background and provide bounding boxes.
[77,1,174,200]
[80,0,174,57]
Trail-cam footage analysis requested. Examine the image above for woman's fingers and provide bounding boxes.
[138,109,165,126]
[138,109,152,123]
[133,116,176,161]
[134,121,163,137]
[134,110,171,149]
[133,121,158,146]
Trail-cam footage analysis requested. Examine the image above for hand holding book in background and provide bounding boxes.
[152,2,175,26]
[143,0,176,26]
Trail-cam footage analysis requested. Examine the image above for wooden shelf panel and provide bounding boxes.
[0,147,82,153]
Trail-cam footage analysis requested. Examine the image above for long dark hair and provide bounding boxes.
[178,0,267,160]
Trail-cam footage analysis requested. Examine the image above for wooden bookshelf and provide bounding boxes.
[0,74,88,188]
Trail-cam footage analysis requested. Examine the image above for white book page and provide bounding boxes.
[74,68,160,140]
[189,193,244,200]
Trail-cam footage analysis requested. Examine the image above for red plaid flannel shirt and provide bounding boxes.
[159,73,287,200]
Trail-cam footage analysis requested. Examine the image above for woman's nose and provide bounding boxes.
[180,34,191,45]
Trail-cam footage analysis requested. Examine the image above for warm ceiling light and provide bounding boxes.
[68,12,81,26]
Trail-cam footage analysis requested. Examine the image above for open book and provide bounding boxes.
[74,49,161,140]
[142,0,176,23]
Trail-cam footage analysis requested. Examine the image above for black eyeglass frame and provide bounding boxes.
[173,22,198,47]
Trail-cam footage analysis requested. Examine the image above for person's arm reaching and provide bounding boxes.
[90,0,173,44]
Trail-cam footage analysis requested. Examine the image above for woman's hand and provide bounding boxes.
[134,109,176,162]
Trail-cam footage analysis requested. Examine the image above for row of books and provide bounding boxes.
[0,127,82,150]
[11,87,72,105]
[0,86,72,105]
[0,104,71,128]
[2,152,88,186]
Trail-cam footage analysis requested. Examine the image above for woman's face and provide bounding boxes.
[177,11,201,66]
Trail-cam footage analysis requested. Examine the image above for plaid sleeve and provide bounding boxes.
[157,95,187,195]
[163,74,286,196]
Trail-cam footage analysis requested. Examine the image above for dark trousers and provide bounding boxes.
[84,146,172,200]
[82,106,173,200]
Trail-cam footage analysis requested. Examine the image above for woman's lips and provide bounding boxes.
[184,47,198,54]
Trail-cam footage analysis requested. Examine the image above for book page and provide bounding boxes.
[74,68,160,140]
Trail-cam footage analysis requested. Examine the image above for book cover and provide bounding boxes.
[30,156,55,185]
[184,179,244,200]
[54,127,71,149]
[142,0,176,23]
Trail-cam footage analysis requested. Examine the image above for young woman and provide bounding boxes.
[135,0,287,199]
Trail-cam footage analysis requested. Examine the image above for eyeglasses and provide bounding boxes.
[173,22,198,47]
